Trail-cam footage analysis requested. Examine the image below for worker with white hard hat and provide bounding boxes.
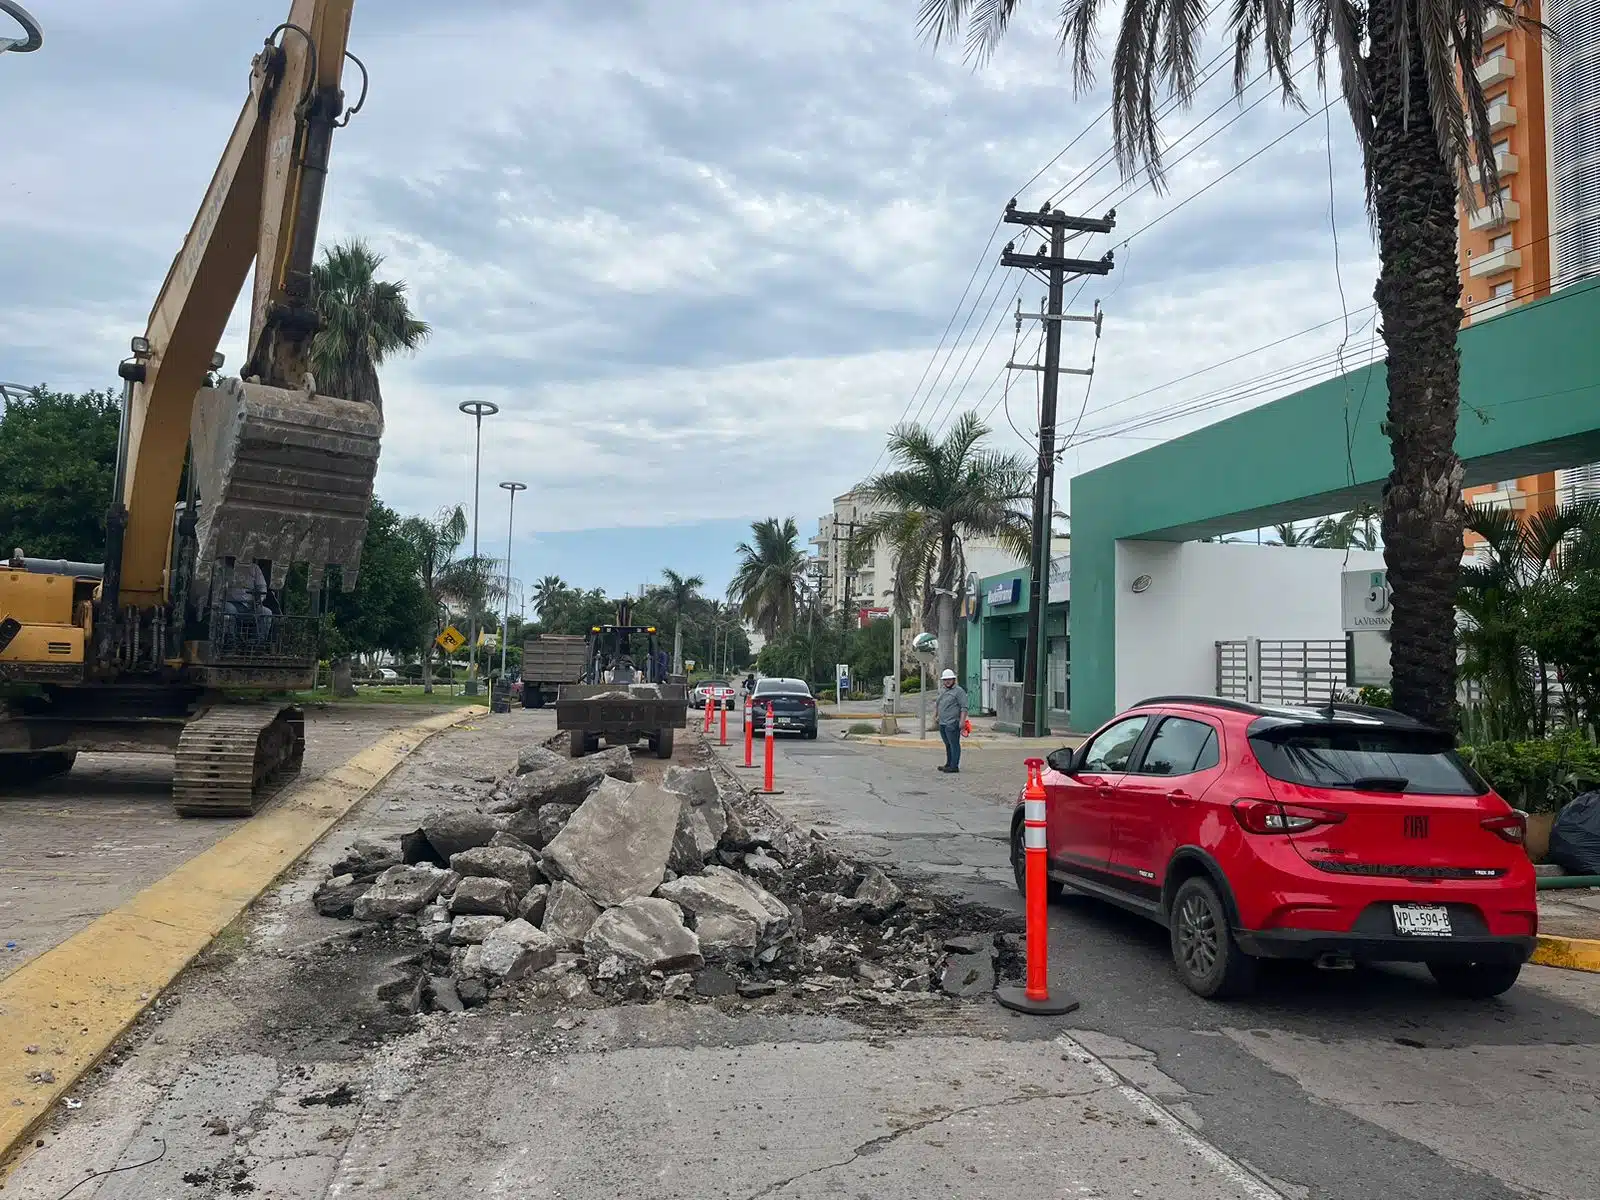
[935,668,968,774]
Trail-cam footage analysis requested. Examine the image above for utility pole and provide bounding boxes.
[1001,201,1114,738]
[833,515,861,685]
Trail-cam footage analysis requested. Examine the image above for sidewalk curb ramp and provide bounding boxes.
[0,705,487,1169]
[1531,933,1600,973]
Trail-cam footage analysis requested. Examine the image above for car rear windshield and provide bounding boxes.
[1248,725,1488,796]
[755,681,808,696]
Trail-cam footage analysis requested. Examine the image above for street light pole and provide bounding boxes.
[498,480,527,701]
[458,400,499,696]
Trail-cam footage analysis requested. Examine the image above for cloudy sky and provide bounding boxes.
[2,0,1376,600]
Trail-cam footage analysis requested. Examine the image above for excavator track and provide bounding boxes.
[172,704,305,817]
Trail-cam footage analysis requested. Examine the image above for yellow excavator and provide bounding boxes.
[0,0,382,815]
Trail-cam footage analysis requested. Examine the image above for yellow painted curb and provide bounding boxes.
[0,705,486,1167]
[843,735,1073,750]
[1531,933,1600,972]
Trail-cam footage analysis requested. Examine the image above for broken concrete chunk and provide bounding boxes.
[853,866,903,912]
[742,849,782,875]
[448,914,507,945]
[480,918,559,981]
[426,975,465,1013]
[352,865,452,921]
[457,976,489,1007]
[584,898,703,973]
[541,880,602,948]
[449,846,540,894]
[695,912,760,960]
[517,883,550,926]
[658,866,790,939]
[661,973,694,999]
[939,951,995,998]
[853,960,895,989]
[720,802,753,850]
[331,836,400,877]
[667,802,719,875]
[489,830,539,856]
[420,811,504,860]
[662,765,719,806]
[694,965,738,998]
[737,979,781,998]
[313,873,371,919]
[943,933,994,956]
[541,777,679,907]
[516,744,564,776]
[535,803,579,847]
[448,876,518,918]
[510,747,634,809]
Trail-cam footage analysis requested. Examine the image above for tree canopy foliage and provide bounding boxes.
[0,386,119,562]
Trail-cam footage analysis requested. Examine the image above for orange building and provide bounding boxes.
[1459,2,1598,554]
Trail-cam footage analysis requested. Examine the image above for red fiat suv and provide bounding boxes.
[1010,696,1538,999]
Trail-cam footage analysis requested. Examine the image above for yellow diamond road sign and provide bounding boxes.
[436,625,466,654]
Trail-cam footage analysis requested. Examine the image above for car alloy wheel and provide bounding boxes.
[1169,876,1256,999]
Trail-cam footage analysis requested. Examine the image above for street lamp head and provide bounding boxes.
[499,481,528,493]
[458,400,499,418]
[0,2,43,54]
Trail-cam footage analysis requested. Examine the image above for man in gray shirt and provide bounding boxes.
[935,668,968,773]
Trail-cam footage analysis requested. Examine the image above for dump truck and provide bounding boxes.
[553,600,687,759]
[520,633,588,708]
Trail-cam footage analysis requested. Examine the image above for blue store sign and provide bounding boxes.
[985,578,1021,608]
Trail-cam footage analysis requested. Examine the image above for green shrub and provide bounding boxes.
[817,688,836,703]
[1356,686,1392,708]
[848,722,877,735]
[1461,733,1600,814]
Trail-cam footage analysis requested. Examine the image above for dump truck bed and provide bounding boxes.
[554,683,688,733]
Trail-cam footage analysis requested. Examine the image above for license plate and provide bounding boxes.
[1393,904,1452,937]
[777,716,796,725]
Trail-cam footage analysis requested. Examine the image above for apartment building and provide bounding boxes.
[808,486,1066,623]
[1460,1,1600,551]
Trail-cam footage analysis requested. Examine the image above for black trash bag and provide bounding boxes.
[1547,791,1600,875]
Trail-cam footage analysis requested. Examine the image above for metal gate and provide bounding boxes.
[1216,638,1348,706]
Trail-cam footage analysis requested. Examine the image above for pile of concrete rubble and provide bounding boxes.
[312,743,1013,1014]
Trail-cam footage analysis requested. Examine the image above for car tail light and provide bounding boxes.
[1481,812,1527,844]
[1232,798,1347,834]
[799,697,816,708]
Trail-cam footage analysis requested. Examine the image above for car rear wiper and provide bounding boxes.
[1348,775,1409,792]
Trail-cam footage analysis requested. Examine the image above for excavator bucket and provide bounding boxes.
[189,377,383,590]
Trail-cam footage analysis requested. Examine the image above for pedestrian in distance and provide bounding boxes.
[935,668,968,774]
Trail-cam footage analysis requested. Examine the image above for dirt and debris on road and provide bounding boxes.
[306,723,1022,1025]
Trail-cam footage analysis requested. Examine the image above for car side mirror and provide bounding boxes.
[1046,747,1077,775]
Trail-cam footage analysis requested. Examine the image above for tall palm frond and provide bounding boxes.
[310,238,431,413]
[729,518,806,637]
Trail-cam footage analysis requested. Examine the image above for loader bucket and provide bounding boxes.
[189,377,383,590]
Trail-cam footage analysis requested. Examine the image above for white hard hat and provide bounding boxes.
[941,668,956,681]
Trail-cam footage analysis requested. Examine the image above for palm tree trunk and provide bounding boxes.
[673,624,684,676]
[422,641,434,694]
[1368,8,1467,731]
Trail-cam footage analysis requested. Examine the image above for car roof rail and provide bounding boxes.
[1132,694,1264,716]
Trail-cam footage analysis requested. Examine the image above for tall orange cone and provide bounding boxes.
[738,694,756,768]
[996,758,1079,1015]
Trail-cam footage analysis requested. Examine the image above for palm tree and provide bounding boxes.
[1310,505,1382,550]
[729,518,807,638]
[659,568,705,675]
[400,505,467,693]
[855,411,1032,673]
[533,575,568,617]
[310,238,430,412]
[919,4,1521,728]
[1268,521,1312,547]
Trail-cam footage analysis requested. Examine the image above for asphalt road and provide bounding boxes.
[711,726,1600,1200]
[0,704,454,979]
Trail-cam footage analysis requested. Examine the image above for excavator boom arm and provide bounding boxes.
[114,0,362,609]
